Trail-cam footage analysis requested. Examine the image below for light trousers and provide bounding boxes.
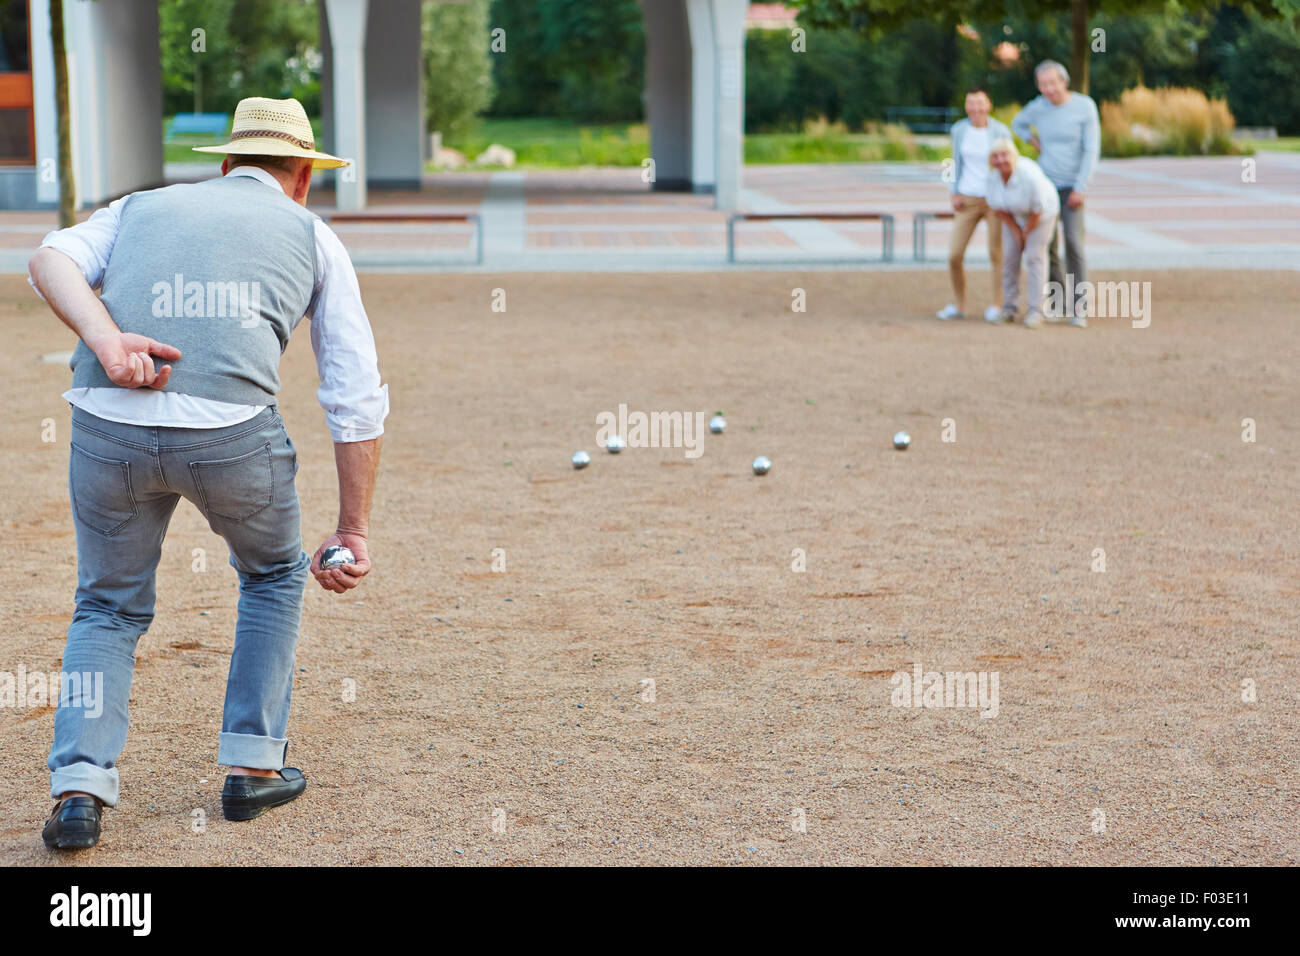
[947,194,1003,308]
[1001,215,1058,321]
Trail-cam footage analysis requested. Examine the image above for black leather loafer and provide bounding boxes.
[42,795,102,850]
[221,767,306,821]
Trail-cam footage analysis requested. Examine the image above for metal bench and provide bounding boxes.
[726,212,895,264]
[911,210,956,262]
[326,211,484,265]
[167,113,230,140]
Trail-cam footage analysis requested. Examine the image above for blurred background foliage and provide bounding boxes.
[156,0,1300,162]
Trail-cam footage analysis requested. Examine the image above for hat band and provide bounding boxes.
[229,128,315,151]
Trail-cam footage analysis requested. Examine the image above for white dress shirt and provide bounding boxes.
[985,156,1061,229]
[30,166,388,442]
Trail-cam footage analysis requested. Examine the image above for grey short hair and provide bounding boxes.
[1035,59,1069,85]
[988,138,1019,169]
[228,154,310,174]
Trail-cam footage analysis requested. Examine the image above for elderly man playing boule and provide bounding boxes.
[1011,60,1100,327]
[27,97,388,850]
[986,138,1061,329]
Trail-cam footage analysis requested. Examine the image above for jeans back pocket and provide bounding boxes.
[69,443,137,536]
[190,443,274,523]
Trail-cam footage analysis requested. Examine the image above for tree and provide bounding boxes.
[158,0,319,117]
[792,0,1297,96]
[487,0,644,121]
[50,0,74,228]
[1085,2,1213,103]
[424,0,495,142]
[1224,10,1300,132]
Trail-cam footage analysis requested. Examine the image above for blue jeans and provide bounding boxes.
[49,405,310,807]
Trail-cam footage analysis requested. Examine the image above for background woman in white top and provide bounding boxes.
[985,138,1061,329]
[937,89,1012,323]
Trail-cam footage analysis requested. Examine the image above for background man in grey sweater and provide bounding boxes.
[1012,60,1101,327]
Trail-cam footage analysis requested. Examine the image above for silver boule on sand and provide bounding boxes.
[893,431,911,450]
[752,455,772,475]
[571,450,591,469]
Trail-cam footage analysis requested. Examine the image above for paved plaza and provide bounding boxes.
[2,153,1297,272]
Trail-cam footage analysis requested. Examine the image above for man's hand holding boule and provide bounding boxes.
[311,531,371,593]
[311,435,381,595]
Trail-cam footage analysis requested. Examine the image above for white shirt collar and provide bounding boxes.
[224,165,289,196]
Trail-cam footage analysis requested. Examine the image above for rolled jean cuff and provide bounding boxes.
[50,761,119,808]
[218,732,288,770]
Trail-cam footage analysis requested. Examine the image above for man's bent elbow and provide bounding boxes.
[28,246,68,289]
[27,247,50,284]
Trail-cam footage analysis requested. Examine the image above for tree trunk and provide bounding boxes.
[1070,0,1089,95]
[51,0,76,228]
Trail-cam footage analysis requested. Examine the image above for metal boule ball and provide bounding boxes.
[752,455,772,475]
[709,415,727,434]
[321,545,356,570]
[605,435,626,454]
[571,450,591,469]
[893,431,911,450]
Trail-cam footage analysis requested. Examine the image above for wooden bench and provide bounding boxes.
[726,212,895,264]
[326,211,483,265]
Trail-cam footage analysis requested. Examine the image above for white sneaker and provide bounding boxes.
[936,304,964,321]
[1023,313,1043,329]
[983,306,1003,323]
[1069,315,1088,328]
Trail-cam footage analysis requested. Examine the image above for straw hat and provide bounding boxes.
[193,97,349,169]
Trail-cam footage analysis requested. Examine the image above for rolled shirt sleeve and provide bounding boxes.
[308,220,390,443]
[27,197,126,300]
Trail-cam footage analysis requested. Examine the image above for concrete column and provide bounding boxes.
[64,0,100,206]
[684,0,715,193]
[709,0,747,210]
[29,0,58,206]
[94,0,162,198]
[318,1,333,163]
[323,0,368,210]
[642,0,692,191]
[364,0,424,188]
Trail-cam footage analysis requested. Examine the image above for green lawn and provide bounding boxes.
[446,118,650,167]
[1241,136,1300,152]
[162,114,1288,169]
[437,117,947,169]
[163,117,323,164]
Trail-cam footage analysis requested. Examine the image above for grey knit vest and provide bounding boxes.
[70,175,317,406]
